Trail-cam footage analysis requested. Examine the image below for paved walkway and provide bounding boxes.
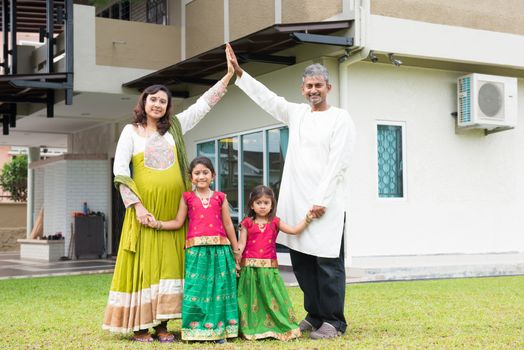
[1,251,523,284]
[0,251,115,280]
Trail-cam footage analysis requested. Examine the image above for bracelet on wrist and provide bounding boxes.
[305,214,313,224]
[157,221,163,230]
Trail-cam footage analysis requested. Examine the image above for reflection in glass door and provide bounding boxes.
[242,131,264,218]
[197,141,216,190]
[218,137,239,226]
[267,127,288,200]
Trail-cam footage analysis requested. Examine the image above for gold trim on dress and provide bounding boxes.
[241,327,301,341]
[240,258,278,268]
[186,235,230,248]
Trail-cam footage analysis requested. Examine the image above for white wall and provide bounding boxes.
[182,60,524,259]
[74,4,153,94]
[346,62,523,256]
[367,14,524,69]
[39,158,111,256]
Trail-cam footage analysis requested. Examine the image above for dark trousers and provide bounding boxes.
[289,225,347,333]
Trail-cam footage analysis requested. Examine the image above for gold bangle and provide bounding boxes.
[305,215,313,224]
[157,221,163,230]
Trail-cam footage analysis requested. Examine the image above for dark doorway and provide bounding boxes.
[111,158,126,256]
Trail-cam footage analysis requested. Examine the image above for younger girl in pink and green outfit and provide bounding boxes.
[237,185,314,340]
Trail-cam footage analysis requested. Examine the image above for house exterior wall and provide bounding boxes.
[185,0,224,58]
[229,0,274,42]
[182,60,524,260]
[366,13,524,70]
[69,124,114,155]
[96,17,181,69]
[346,62,524,256]
[0,203,26,227]
[371,0,524,36]
[75,4,154,94]
[282,0,342,23]
[35,157,110,257]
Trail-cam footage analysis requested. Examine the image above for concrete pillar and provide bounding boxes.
[26,147,40,238]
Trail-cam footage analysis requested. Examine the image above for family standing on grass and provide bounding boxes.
[102,43,356,343]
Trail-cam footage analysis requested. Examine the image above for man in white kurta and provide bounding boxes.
[227,44,356,339]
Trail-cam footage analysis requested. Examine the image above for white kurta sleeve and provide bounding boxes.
[113,124,134,177]
[312,111,356,207]
[113,125,140,206]
[176,80,227,134]
[235,71,301,125]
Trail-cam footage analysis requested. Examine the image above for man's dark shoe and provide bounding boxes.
[310,322,342,339]
[299,319,316,332]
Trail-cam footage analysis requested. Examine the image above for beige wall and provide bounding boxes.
[282,0,342,23]
[229,0,275,41]
[0,203,26,227]
[371,0,524,36]
[0,228,26,252]
[186,0,224,58]
[96,17,181,69]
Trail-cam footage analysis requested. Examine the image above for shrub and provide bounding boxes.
[0,155,28,202]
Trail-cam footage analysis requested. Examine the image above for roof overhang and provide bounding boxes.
[123,20,354,96]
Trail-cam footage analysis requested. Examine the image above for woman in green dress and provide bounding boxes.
[102,55,234,342]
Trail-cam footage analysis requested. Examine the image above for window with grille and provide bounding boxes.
[96,0,130,21]
[377,122,405,198]
[146,0,167,24]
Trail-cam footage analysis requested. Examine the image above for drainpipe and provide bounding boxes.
[338,0,370,269]
[26,147,40,238]
[338,48,368,269]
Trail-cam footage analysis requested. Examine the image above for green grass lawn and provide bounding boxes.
[0,274,522,349]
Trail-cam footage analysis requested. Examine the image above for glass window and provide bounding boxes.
[97,1,130,21]
[267,127,288,200]
[147,0,167,24]
[121,0,130,20]
[377,124,404,198]
[197,141,216,190]
[218,137,239,225]
[110,3,120,19]
[242,131,264,216]
[197,127,289,230]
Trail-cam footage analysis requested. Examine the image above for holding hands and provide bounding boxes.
[309,205,326,219]
[134,203,155,226]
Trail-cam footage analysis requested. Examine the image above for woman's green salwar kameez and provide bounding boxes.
[103,150,186,333]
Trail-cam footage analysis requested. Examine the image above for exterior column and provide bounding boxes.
[26,147,40,238]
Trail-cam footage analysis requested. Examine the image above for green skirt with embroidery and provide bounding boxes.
[181,245,239,340]
[238,266,301,340]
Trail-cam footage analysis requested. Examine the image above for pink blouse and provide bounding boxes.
[184,191,230,248]
[240,216,280,268]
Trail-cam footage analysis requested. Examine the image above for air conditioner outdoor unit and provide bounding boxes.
[457,73,517,129]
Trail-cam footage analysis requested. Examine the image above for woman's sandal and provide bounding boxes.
[154,331,175,343]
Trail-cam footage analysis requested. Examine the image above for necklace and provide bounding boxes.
[194,190,212,209]
[254,219,268,232]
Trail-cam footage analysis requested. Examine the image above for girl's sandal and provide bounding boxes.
[154,331,175,343]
